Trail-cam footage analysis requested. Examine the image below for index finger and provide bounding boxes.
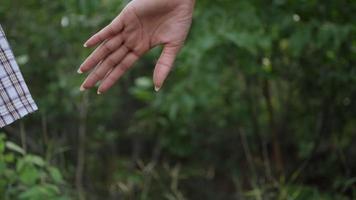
[84,15,124,47]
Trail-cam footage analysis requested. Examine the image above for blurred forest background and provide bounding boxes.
[0,0,355,199]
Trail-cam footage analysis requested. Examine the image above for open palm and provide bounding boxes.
[79,0,195,94]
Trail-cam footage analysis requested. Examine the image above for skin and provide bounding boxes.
[78,0,195,94]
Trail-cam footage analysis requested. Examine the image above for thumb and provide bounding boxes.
[153,44,181,91]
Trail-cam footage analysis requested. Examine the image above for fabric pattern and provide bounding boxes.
[0,25,37,127]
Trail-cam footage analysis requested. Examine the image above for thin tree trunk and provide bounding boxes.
[41,112,49,147]
[76,93,89,200]
[245,76,273,181]
[262,79,284,174]
[4,126,40,152]
[239,128,262,200]
[20,121,27,153]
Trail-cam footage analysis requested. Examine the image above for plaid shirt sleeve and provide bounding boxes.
[0,25,37,128]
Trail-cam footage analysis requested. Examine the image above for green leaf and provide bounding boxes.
[6,141,26,155]
[16,159,25,172]
[19,184,59,199]
[19,165,39,185]
[4,153,15,162]
[24,155,45,167]
[0,162,6,174]
[0,141,4,154]
[0,134,6,153]
[48,167,64,184]
[135,76,152,89]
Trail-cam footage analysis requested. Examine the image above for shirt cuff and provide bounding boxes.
[0,25,38,128]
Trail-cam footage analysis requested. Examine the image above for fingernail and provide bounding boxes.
[77,68,83,74]
[83,43,88,48]
[97,90,101,95]
[154,86,160,92]
[80,85,86,91]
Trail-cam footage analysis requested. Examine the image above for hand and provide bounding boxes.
[78,0,195,94]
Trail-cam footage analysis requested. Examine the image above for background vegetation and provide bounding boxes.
[0,0,355,199]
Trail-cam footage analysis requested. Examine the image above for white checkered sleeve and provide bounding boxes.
[0,25,38,127]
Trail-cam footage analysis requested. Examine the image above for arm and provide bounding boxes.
[78,0,195,94]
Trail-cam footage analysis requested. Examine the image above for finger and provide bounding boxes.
[80,60,102,91]
[96,68,114,94]
[98,53,139,94]
[153,44,181,91]
[84,15,124,47]
[81,64,114,92]
[79,34,123,73]
[81,46,129,89]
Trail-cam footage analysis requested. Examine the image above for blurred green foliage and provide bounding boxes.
[0,134,71,199]
[0,0,355,199]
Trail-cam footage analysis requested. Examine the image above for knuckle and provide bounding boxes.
[106,57,117,66]
[88,57,99,66]
[91,71,101,80]
[103,43,114,53]
[157,60,170,69]
[108,25,117,35]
